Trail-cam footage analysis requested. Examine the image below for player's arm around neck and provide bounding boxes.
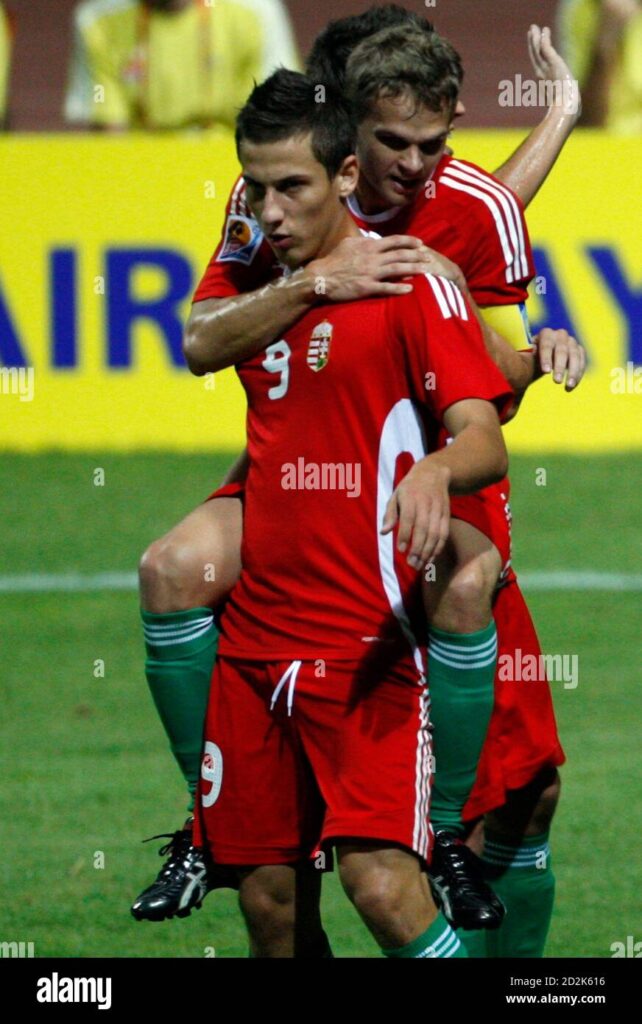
[184,235,433,375]
[184,272,318,375]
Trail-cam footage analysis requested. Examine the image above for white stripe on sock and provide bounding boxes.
[144,622,214,647]
[144,615,213,637]
[422,925,460,958]
[428,631,497,651]
[429,642,497,670]
[483,841,550,868]
[429,634,498,660]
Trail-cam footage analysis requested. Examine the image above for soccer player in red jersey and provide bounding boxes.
[192,68,514,958]
[134,7,584,956]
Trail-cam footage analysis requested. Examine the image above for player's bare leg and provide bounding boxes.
[462,768,561,957]
[424,519,502,633]
[239,865,331,958]
[139,495,242,613]
[422,518,505,929]
[132,496,242,922]
[239,866,296,957]
[337,844,466,957]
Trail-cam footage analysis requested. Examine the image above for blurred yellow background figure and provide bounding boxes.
[64,0,300,131]
[0,1,12,128]
[558,0,642,132]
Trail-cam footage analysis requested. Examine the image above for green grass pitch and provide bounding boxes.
[0,452,640,957]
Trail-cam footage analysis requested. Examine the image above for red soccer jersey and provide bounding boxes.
[192,154,534,307]
[217,272,513,663]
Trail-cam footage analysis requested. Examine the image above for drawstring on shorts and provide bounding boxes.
[270,660,302,717]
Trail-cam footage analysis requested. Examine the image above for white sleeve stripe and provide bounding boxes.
[442,277,468,320]
[450,161,528,280]
[440,175,516,283]
[448,161,527,278]
[438,276,458,317]
[425,274,452,318]
[454,284,468,320]
[451,158,524,208]
[440,277,459,317]
[425,274,470,322]
[448,161,530,280]
[444,167,523,281]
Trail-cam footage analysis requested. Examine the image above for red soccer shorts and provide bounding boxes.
[193,653,434,865]
[464,570,566,820]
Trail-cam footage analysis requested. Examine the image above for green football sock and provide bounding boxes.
[458,921,487,958]
[382,912,467,958]
[141,607,218,812]
[459,831,555,958]
[428,623,497,835]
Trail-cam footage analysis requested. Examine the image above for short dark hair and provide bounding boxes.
[346,25,463,123]
[306,4,434,93]
[235,69,356,179]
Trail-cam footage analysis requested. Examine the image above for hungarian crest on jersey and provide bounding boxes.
[307,321,333,372]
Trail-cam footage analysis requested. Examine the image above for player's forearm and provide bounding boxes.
[423,421,509,495]
[491,350,542,422]
[183,271,318,375]
[488,330,534,401]
[493,106,578,207]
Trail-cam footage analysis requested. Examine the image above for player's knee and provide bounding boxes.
[239,882,293,923]
[436,559,497,632]
[339,862,404,929]
[238,874,295,953]
[138,535,215,612]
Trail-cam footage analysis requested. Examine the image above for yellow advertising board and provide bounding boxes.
[0,131,640,452]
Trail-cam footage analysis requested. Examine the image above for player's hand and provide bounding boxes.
[306,234,437,302]
[527,24,582,119]
[421,247,467,291]
[534,328,586,390]
[381,459,451,570]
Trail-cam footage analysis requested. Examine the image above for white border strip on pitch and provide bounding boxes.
[520,571,642,591]
[0,572,138,593]
[1,570,642,594]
